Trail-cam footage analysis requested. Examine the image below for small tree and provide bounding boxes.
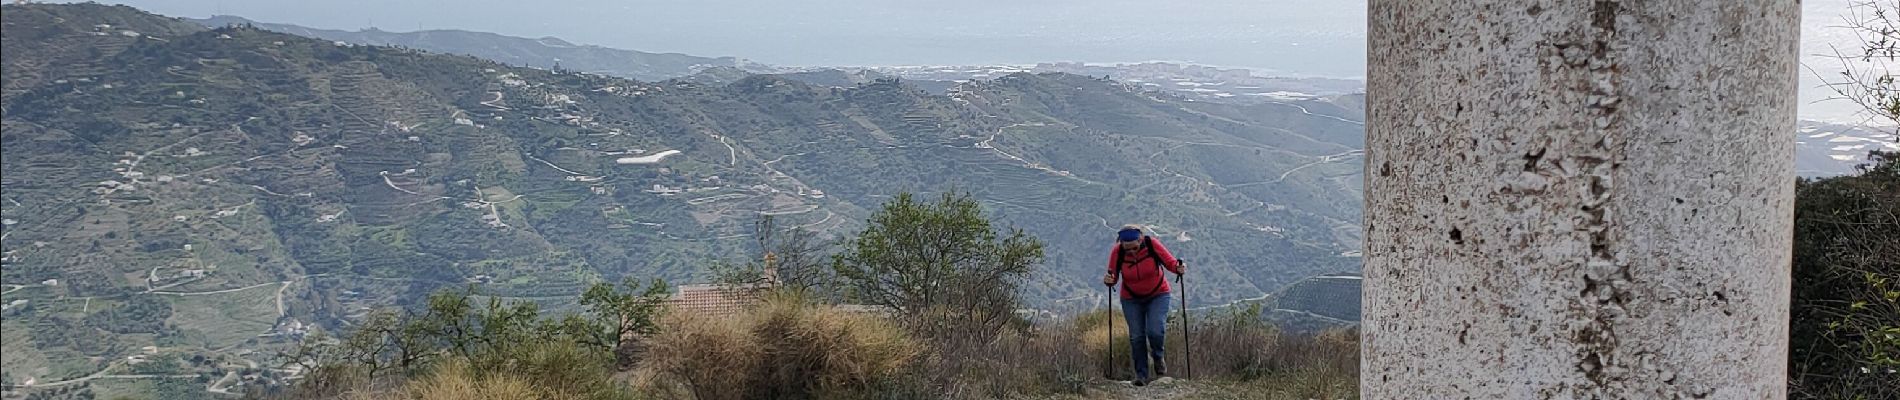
[572,276,670,369]
[712,215,837,298]
[831,192,1044,337]
[277,280,671,393]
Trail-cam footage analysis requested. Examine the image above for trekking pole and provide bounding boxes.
[1177,259,1191,379]
[1106,283,1116,380]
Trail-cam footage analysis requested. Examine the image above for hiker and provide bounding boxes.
[1102,224,1183,386]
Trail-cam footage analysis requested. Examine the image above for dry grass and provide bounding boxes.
[288,295,1357,400]
[950,325,1095,397]
[285,342,637,400]
[402,360,540,400]
[475,340,633,400]
[1068,307,1358,398]
[1168,307,1277,380]
[638,312,763,400]
[1074,309,1132,366]
[637,292,920,400]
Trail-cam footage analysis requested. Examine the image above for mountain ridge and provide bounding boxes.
[189,15,777,82]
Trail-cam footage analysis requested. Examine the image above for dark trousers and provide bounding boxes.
[1120,292,1170,380]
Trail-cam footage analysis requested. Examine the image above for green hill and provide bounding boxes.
[0,3,1365,392]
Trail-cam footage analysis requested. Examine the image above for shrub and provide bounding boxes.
[831,192,1045,339]
[1790,151,1900,399]
[638,312,762,400]
[472,341,636,400]
[1172,305,1280,379]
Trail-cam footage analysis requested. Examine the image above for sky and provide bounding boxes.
[85,0,1371,75]
[76,0,1887,123]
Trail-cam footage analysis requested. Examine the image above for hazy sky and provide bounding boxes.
[91,0,1369,76]
[79,0,1885,123]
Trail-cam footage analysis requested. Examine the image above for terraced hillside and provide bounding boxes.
[1197,273,1363,334]
[1266,275,1361,320]
[0,4,1366,394]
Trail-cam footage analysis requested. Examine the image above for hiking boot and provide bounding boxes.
[1132,377,1148,387]
[1154,360,1167,377]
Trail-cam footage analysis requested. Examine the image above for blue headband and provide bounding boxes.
[1117,229,1142,242]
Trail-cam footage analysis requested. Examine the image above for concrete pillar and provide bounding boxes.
[1362,1,1798,398]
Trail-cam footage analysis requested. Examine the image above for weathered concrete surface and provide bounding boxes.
[1362,1,1798,398]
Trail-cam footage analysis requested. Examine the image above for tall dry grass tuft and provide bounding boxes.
[638,292,920,400]
[403,359,539,400]
[285,364,375,399]
[474,340,636,400]
[750,292,920,398]
[1062,305,1360,398]
[1072,309,1132,380]
[639,311,765,400]
[1165,306,1280,379]
[979,325,1094,396]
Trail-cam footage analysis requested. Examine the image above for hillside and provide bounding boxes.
[0,3,1365,393]
[189,15,775,82]
[873,62,1366,104]
[1193,272,1363,334]
[1260,274,1361,333]
[175,15,1896,180]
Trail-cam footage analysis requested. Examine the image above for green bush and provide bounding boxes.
[1790,151,1900,400]
[831,192,1045,339]
[277,280,667,399]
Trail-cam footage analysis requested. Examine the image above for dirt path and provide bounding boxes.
[1264,101,1364,126]
[1266,308,1354,324]
[791,210,836,231]
[274,281,293,316]
[980,123,1114,187]
[205,371,240,395]
[144,276,208,293]
[713,134,737,165]
[1228,149,1366,189]
[22,361,197,389]
[378,171,437,197]
[480,91,510,110]
[149,281,280,296]
[1070,377,1214,400]
[524,153,586,176]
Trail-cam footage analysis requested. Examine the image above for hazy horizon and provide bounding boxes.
[63,0,1892,123]
[78,0,1368,76]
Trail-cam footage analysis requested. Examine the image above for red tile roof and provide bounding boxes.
[666,284,762,317]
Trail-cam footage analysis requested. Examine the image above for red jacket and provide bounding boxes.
[1107,236,1182,299]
